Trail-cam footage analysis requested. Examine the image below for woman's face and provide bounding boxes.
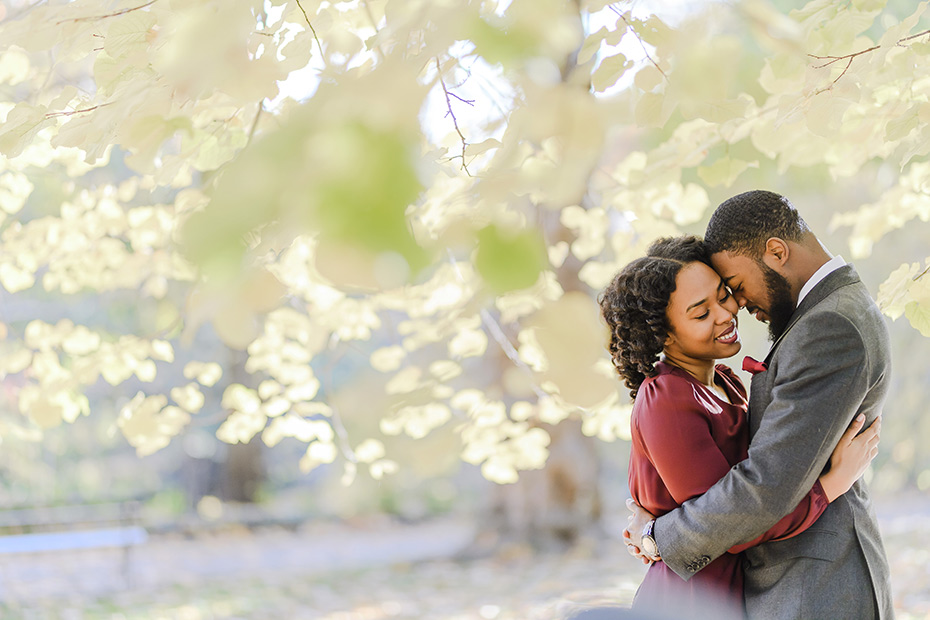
[664,262,741,362]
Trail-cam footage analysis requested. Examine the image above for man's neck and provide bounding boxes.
[788,239,833,303]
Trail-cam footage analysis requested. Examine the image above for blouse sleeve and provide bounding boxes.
[635,377,738,505]
[636,374,830,556]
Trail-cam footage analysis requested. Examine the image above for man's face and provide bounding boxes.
[709,251,796,341]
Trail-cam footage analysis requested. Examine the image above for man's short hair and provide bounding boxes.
[704,190,811,258]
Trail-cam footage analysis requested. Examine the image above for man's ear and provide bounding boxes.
[762,237,790,269]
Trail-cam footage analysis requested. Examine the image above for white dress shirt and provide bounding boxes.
[797,254,846,306]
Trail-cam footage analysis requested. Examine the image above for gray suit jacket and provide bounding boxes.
[653,265,894,619]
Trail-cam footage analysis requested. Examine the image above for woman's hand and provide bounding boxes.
[819,414,881,502]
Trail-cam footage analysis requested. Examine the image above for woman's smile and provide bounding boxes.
[715,320,740,345]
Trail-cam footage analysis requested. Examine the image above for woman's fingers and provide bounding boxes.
[842,414,866,444]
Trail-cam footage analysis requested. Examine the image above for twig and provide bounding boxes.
[247,101,263,145]
[295,0,325,60]
[444,250,548,401]
[808,45,878,85]
[44,102,113,119]
[609,5,668,82]
[899,28,930,44]
[914,263,930,282]
[448,92,475,106]
[435,57,471,176]
[809,28,930,86]
[57,0,158,24]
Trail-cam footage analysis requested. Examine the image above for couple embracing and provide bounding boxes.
[599,190,893,619]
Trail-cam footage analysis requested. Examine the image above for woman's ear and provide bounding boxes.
[763,237,790,268]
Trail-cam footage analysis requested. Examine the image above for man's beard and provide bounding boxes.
[759,261,795,341]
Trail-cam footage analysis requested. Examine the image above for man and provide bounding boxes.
[624,190,893,619]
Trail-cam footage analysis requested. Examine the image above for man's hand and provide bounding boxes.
[622,498,658,565]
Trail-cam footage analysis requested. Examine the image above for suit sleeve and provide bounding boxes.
[653,310,870,580]
[727,479,828,554]
[637,375,830,555]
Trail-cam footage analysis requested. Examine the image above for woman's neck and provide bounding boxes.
[662,353,716,386]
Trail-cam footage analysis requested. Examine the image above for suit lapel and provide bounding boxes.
[762,265,861,365]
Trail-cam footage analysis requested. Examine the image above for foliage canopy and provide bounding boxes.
[0,0,928,484]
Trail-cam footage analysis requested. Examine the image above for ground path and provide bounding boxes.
[1,492,927,619]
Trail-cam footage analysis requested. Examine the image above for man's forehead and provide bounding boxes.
[709,251,753,278]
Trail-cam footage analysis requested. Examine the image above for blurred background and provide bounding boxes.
[0,0,929,618]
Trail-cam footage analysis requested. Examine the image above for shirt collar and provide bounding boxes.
[797,254,846,306]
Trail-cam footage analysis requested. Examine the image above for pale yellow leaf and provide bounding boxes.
[877,262,920,319]
[591,53,630,93]
[183,361,223,386]
[905,301,930,337]
[369,459,398,480]
[370,345,406,372]
[0,103,53,158]
[171,383,205,414]
[104,11,156,59]
[355,438,386,464]
[577,26,606,65]
[448,328,488,358]
[222,384,261,414]
[0,262,35,293]
[262,396,291,418]
[481,456,519,484]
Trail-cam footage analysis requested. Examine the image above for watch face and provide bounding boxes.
[642,536,658,558]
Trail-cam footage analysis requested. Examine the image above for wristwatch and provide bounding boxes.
[641,519,659,560]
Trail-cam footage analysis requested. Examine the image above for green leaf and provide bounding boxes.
[313,123,428,273]
[475,225,546,294]
[904,300,930,337]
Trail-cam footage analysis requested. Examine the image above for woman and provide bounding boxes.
[598,236,879,618]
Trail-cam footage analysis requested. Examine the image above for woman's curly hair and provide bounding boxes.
[598,235,710,398]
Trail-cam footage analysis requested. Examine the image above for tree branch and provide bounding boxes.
[45,103,113,119]
[57,0,158,24]
[295,0,325,60]
[609,5,668,82]
[435,57,472,176]
[809,28,930,86]
[247,101,264,146]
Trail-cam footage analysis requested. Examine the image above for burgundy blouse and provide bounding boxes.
[628,361,829,615]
